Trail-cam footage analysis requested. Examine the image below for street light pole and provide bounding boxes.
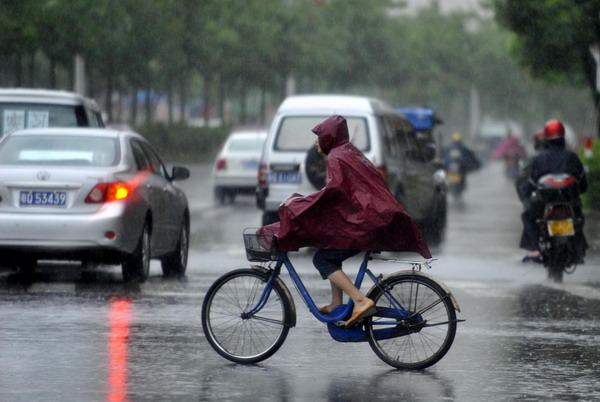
[74,54,86,96]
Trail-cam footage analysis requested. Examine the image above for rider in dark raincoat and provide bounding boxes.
[261,115,431,328]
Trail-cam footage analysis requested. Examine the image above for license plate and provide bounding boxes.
[19,191,67,207]
[547,219,574,236]
[269,171,301,184]
[447,172,461,183]
[242,161,259,170]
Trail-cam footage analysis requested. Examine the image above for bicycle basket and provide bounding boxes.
[243,229,279,262]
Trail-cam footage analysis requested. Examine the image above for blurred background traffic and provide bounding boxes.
[1,1,598,162]
[1,0,599,238]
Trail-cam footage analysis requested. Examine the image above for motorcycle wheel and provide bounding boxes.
[547,265,564,283]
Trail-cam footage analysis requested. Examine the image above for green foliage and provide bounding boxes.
[135,123,230,163]
[580,141,600,210]
[0,0,595,136]
[494,0,600,89]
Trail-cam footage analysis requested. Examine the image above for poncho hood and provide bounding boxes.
[313,114,349,155]
[262,115,431,259]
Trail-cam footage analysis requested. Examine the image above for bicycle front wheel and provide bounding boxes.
[365,273,457,369]
[201,269,293,364]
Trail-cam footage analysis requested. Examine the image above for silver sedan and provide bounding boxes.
[0,128,190,282]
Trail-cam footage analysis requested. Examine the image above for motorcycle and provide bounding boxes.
[446,161,465,199]
[535,173,585,282]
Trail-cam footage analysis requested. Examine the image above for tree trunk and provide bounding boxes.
[15,54,22,87]
[218,78,226,124]
[240,83,248,125]
[130,88,138,126]
[116,91,124,123]
[167,78,174,125]
[28,52,35,87]
[260,85,267,126]
[203,74,213,126]
[178,76,188,124]
[105,69,114,123]
[49,58,56,89]
[145,87,152,125]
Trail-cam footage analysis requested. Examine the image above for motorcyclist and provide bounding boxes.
[492,133,528,179]
[443,132,481,191]
[515,129,546,207]
[519,119,588,263]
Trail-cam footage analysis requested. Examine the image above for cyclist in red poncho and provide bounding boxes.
[261,115,431,327]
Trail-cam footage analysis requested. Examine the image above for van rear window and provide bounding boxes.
[1,103,87,137]
[274,116,369,152]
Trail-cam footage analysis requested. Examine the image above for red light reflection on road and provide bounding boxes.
[107,298,132,402]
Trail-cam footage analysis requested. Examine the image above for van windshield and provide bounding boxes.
[274,116,369,152]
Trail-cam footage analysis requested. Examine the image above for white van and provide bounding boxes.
[256,94,447,243]
[0,88,104,138]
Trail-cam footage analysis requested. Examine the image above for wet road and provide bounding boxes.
[1,161,599,401]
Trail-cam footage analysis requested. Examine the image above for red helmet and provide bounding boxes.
[544,120,565,140]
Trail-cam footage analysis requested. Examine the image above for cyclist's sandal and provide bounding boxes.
[345,299,376,329]
[318,306,331,314]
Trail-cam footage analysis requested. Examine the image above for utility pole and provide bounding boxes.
[74,54,86,96]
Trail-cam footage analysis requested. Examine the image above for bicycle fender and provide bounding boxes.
[368,270,461,313]
[250,265,297,327]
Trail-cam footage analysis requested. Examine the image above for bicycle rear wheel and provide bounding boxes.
[365,273,457,369]
[202,269,293,364]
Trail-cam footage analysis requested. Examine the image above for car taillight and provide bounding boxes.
[377,165,388,182]
[85,182,130,203]
[258,163,268,188]
[215,159,226,170]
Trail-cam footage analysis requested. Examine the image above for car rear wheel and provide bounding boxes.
[161,215,189,277]
[122,221,151,283]
[214,187,235,205]
[214,187,226,204]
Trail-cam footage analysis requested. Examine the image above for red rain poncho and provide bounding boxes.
[262,115,431,258]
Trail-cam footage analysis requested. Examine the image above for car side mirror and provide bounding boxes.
[171,166,190,181]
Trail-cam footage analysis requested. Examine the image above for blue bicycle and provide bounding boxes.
[201,230,462,369]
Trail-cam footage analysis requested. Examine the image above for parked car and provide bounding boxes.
[0,88,104,138]
[0,128,190,282]
[256,95,447,244]
[213,128,267,204]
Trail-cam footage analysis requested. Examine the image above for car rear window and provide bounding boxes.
[0,103,87,137]
[274,116,369,152]
[228,135,266,152]
[0,135,119,167]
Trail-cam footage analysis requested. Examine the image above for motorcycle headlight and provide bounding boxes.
[434,169,446,184]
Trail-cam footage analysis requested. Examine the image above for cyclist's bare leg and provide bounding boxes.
[327,270,374,316]
[320,282,344,313]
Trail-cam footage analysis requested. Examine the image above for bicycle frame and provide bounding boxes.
[245,251,413,326]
